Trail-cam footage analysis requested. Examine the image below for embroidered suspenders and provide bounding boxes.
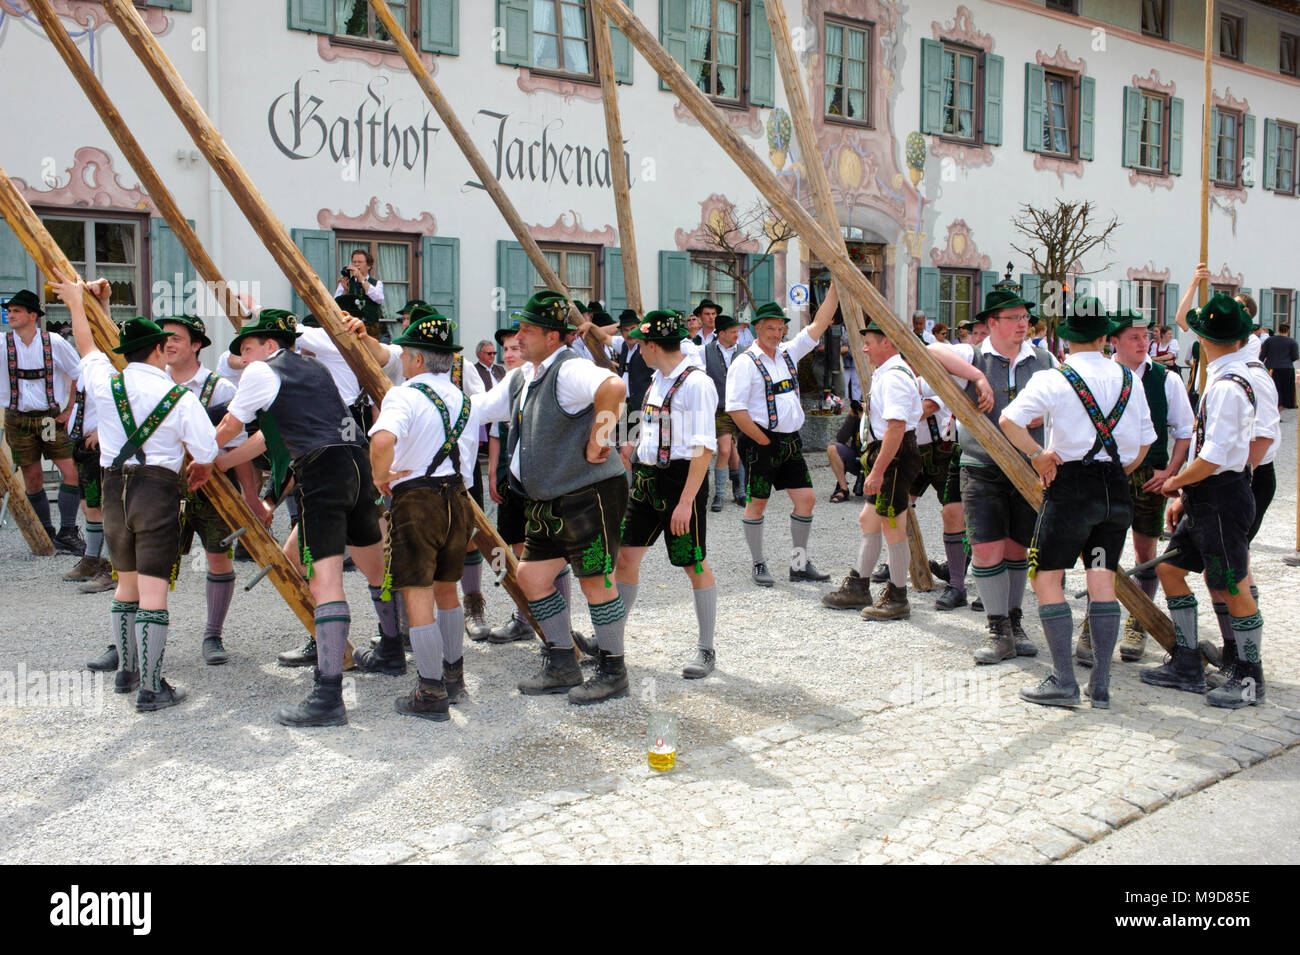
[642,366,697,467]
[1194,373,1256,453]
[409,383,471,477]
[1058,363,1132,463]
[197,372,221,408]
[5,331,56,412]
[70,388,86,441]
[110,372,188,468]
[451,353,464,390]
[749,349,798,429]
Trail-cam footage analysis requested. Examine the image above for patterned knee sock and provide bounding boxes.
[742,517,765,563]
[942,532,967,593]
[135,608,170,692]
[589,595,627,656]
[1005,558,1029,611]
[461,549,483,595]
[368,584,399,643]
[438,606,465,670]
[85,520,104,560]
[693,585,716,651]
[409,622,443,680]
[554,566,572,605]
[111,599,138,671]
[527,591,573,649]
[1168,594,1198,649]
[973,562,1009,617]
[1232,611,1263,663]
[1038,602,1076,690]
[1088,600,1121,692]
[790,514,812,570]
[617,581,639,616]
[315,601,350,678]
[57,483,79,531]
[204,572,236,640]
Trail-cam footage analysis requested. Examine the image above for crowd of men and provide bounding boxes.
[0,255,1283,724]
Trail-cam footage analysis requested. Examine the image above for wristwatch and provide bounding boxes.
[1027,447,1044,462]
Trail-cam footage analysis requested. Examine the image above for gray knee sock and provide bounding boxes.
[461,550,482,595]
[857,533,882,578]
[27,491,52,528]
[790,514,812,569]
[1212,601,1233,646]
[315,601,350,678]
[438,606,465,667]
[617,581,639,616]
[589,595,627,655]
[973,562,1009,617]
[1231,611,1263,662]
[942,532,967,593]
[1038,602,1076,690]
[1168,593,1198,649]
[1088,600,1121,692]
[742,517,765,563]
[713,466,727,498]
[135,608,169,692]
[204,572,236,640]
[886,539,910,588]
[368,584,399,643]
[85,520,104,560]
[554,566,572,605]
[57,483,79,530]
[693,585,716,651]
[1136,570,1158,601]
[527,591,573,649]
[409,622,443,680]
[1005,558,1028,611]
[111,599,138,671]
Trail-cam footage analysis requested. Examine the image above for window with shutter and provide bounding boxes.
[824,17,873,128]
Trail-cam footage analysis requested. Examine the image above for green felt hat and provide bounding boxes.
[617,308,639,328]
[494,322,520,346]
[156,313,211,348]
[392,305,461,352]
[975,286,1037,322]
[398,298,428,316]
[512,290,572,332]
[229,308,300,355]
[300,313,321,328]
[335,293,367,319]
[1107,306,1149,334]
[714,313,741,332]
[5,288,44,317]
[1187,293,1253,344]
[113,316,174,355]
[861,320,890,335]
[626,309,689,344]
[692,298,721,317]
[1055,297,1117,343]
[591,309,616,328]
[750,301,789,326]
[570,300,587,313]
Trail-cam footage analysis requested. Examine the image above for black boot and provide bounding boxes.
[442,657,468,704]
[1206,660,1264,709]
[54,526,85,556]
[87,645,119,672]
[201,636,229,666]
[395,676,450,721]
[277,669,347,726]
[572,630,599,658]
[136,679,186,712]
[352,634,407,675]
[278,637,317,668]
[518,645,583,695]
[1009,607,1037,656]
[928,559,950,583]
[114,668,140,694]
[568,649,629,705]
[1205,638,1238,689]
[851,473,865,497]
[1139,644,1206,694]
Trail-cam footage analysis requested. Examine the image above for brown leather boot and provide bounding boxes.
[64,555,100,581]
[821,569,872,609]
[463,592,491,640]
[973,616,1016,664]
[860,582,910,620]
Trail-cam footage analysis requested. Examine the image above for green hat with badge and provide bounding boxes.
[1055,296,1117,342]
[113,316,174,355]
[626,309,689,344]
[1187,292,1253,344]
[335,293,367,319]
[156,313,211,348]
[975,284,1037,322]
[398,298,428,316]
[512,290,572,332]
[229,308,301,355]
[5,289,44,317]
[392,304,461,352]
[750,301,789,326]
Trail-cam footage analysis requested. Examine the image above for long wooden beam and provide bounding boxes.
[595,0,1172,648]
[367,0,617,370]
[0,447,55,556]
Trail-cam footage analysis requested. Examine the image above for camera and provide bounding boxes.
[341,268,352,278]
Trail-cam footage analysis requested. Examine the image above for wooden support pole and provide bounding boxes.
[1197,0,1213,398]
[368,0,617,369]
[99,0,541,637]
[591,5,643,316]
[0,449,55,556]
[596,0,1172,648]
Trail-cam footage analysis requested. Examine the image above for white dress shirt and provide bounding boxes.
[297,326,402,404]
[1242,358,1281,465]
[1127,355,1195,451]
[369,371,479,488]
[724,328,818,433]
[79,352,218,471]
[1193,353,1257,473]
[215,352,243,387]
[915,376,954,445]
[861,354,921,443]
[1003,351,1154,466]
[635,357,718,464]
[335,277,384,304]
[1,329,81,411]
[1240,334,1262,362]
[172,364,245,449]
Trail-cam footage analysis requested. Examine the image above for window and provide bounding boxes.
[1212,283,1238,297]
[1272,290,1293,328]
[1045,0,1076,12]
[334,0,407,45]
[938,270,976,329]
[1219,13,1243,62]
[39,214,144,327]
[824,17,872,127]
[534,244,598,304]
[1136,91,1165,171]
[1134,281,1164,327]
[532,0,592,76]
[1042,70,1073,156]
[336,234,415,329]
[1214,108,1241,185]
[689,0,743,102]
[689,254,739,318]
[1275,121,1297,194]
[921,40,1002,146]
[1141,0,1168,40]
[942,45,978,140]
[1283,33,1299,77]
[287,1,457,56]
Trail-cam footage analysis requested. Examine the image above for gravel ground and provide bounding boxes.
[2,416,1297,864]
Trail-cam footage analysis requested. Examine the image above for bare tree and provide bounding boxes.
[699,199,796,310]
[1009,200,1120,337]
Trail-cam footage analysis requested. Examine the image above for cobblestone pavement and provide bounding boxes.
[2,412,1297,864]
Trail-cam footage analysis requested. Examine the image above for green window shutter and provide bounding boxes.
[421,237,459,336]
[1209,106,1221,177]
[496,0,531,67]
[1019,273,1041,311]
[1291,291,1298,330]
[420,0,458,55]
[1164,283,1179,326]
[1242,113,1256,186]
[287,0,333,34]
[748,253,775,307]
[1259,288,1272,329]
[1121,87,1142,169]
[658,251,691,312]
[1263,118,1278,191]
[659,0,689,92]
[1078,76,1096,161]
[982,54,1004,146]
[604,247,628,315]
[920,39,944,135]
[748,0,775,107]
[1168,97,1184,175]
[496,240,531,329]
[289,228,334,319]
[149,217,196,320]
[146,0,192,10]
[0,219,38,300]
[918,267,940,318]
[979,271,1000,303]
[611,0,634,85]
[1023,63,1045,153]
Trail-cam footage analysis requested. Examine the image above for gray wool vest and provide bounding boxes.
[507,349,624,500]
[957,344,1055,469]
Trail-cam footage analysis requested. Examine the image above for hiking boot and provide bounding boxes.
[79,559,116,593]
[1206,638,1239,689]
[487,614,533,644]
[733,484,747,507]
[201,636,229,666]
[1199,639,1223,670]
[395,677,450,721]
[54,526,86,556]
[278,637,317,668]
[934,585,967,611]
[463,592,491,641]
[1009,608,1037,657]
[790,559,830,583]
[852,474,865,497]
[973,616,1015,665]
[682,647,716,679]
[929,559,950,583]
[1206,661,1264,710]
[87,644,119,672]
[114,668,140,694]
[518,646,583,695]
[860,582,910,621]
[1139,644,1206,694]
[351,638,407,676]
[1075,617,1094,668]
[871,563,890,583]
[1083,684,1110,710]
[1019,674,1081,708]
[752,561,775,588]
[572,630,599,658]
[568,650,629,705]
[136,679,186,712]
[277,669,347,727]
[821,569,872,609]
[64,555,100,581]
[1119,617,1147,662]
[442,657,468,704]
[710,493,723,513]
[971,597,984,612]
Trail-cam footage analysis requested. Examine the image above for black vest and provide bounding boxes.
[619,341,653,411]
[1141,361,1170,470]
[265,349,359,459]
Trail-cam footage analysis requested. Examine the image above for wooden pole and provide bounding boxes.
[367,0,617,369]
[595,0,1172,647]
[592,4,643,316]
[98,0,542,637]
[1196,0,1214,397]
[0,449,56,556]
[765,0,930,590]
[0,163,318,636]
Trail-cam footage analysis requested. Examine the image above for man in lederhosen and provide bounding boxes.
[615,310,720,678]
[702,313,745,511]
